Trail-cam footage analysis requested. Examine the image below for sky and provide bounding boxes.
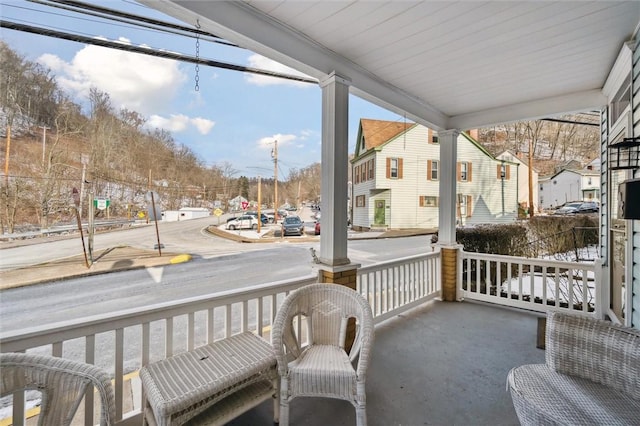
[1,0,404,178]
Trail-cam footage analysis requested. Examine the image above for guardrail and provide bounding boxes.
[0,220,135,241]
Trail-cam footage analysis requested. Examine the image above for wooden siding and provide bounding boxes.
[351,122,518,229]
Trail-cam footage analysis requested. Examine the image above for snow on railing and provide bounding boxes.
[459,251,597,316]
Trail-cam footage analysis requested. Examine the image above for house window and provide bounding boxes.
[356,195,365,207]
[458,194,473,217]
[368,159,374,179]
[386,157,403,179]
[458,161,471,182]
[610,72,631,125]
[428,160,439,181]
[419,196,438,207]
[354,165,359,184]
[361,162,367,182]
[390,158,399,178]
[497,164,510,180]
[432,135,439,144]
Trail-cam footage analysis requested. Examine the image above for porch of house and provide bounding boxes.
[0,250,596,425]
[228,299,544,426]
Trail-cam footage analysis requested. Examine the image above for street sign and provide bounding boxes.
[94,198,110,210]
[214,208,223,217]
[241,201,249,210]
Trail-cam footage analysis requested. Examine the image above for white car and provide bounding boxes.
[226,215,259,230]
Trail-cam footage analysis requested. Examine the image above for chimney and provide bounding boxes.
[466,129,479,139]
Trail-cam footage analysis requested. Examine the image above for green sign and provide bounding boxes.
[94,198,110,210]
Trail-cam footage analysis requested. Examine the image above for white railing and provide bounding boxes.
[358,251,441,324]
[0,251,441,425]
[459,251,597,316]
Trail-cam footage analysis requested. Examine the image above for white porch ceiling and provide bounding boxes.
[141,1,640,131]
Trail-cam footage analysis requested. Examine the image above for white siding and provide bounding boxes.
[496,152,539,211]
[352,124,518,229]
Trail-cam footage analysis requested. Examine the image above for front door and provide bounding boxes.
[374,200,385,225]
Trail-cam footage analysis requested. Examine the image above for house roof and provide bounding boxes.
[359,119,415,152]
[142,1,640,130]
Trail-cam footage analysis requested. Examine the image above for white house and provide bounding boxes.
[538,168,600,210]
[496,151,539,213]
[351,119,519,231]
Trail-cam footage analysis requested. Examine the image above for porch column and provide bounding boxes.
[437,129,461,301]
[316,72,358,350]
[318,72,350,266]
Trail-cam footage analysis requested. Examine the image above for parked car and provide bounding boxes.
[576,201,599,213]
[315,221,320,235]
[282,216,304,236]
[245,211,271,224]
[226,215,259,230]
[553,201,599,215]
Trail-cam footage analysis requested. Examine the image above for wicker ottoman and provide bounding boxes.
[141,332,278,426]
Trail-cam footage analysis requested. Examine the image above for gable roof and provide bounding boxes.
[359,119,415,153]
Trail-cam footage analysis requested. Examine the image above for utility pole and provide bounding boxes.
[271,139,278,221]
[40,125,50,164]
[3,124,11,234]
[257,176,262,232]
[528,138,535,217]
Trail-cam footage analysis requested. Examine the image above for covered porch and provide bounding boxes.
[2,1,639,425]
[229,300,543,426]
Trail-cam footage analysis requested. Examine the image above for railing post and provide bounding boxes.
[316,263,362,351]
[437,244,463,302]
[594,258,607,319]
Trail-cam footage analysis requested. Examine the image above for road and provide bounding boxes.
[0,218,432,332]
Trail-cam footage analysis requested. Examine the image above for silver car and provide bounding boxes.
[226,215,259,230]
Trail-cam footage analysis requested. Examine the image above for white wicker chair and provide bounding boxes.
[507,312,640,425]
[272,283,374,426]
[0,352,116,426]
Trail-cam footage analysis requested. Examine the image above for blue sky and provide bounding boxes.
[1,0,403,178]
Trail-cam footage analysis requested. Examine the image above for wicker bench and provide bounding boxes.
[507,312,640,425]
[140,332,278,426]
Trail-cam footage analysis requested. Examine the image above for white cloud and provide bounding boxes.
[147,114,215,135]
[38,37,186,116]
[245,55,314,87]
[191,117,216,134]
[258,133,297,149]
[39,38,216,136]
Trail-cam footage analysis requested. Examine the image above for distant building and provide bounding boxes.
[351,119,518,231]
[538,168,600,209]
[496,151,539,213]
[162,207,210,222]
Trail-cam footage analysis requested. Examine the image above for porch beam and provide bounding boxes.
[319,72,350,266]
[438,130,460,245]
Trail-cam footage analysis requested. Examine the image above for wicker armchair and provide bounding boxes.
[0,352,116,426]
[272,283,374,426]
[507,312,640,425]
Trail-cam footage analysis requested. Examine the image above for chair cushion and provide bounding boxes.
[288,345,356,399]
[508,364,640,426]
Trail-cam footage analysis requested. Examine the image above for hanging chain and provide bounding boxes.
[194,19,201,92]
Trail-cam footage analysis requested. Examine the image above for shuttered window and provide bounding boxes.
[419,196,438,207]
[386,157,403,179]
[428,160,439,181]
[497,164,511,180]
[457,161,472,182]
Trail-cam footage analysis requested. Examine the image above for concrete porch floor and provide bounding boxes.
[227,300,545,426]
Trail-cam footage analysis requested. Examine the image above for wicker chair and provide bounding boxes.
[0,352,116,426]
[272,283,374,426]
[507,312,640,425]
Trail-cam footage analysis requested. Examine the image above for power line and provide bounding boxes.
[1,20,319,84]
